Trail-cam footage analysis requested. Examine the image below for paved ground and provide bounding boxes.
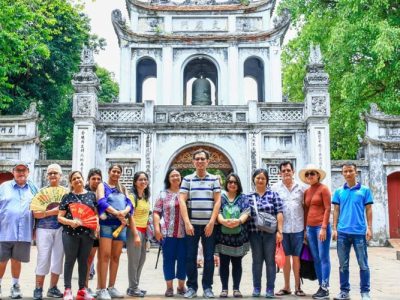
[1,246,399,299]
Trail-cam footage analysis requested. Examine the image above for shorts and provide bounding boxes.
[0,241,31,262]
[100,224,127,242]
[282,231,304,257]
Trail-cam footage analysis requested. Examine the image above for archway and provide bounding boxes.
[244,57,264,102]
[136,57,157,103]
[169,145,234,184]
[388,172,400,238]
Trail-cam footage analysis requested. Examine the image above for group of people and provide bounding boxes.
[0,148,373,300]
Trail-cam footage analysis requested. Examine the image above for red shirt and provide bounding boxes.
[304,183,331,228]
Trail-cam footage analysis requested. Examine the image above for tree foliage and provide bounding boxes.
[0,0,116,159]
[278,0,400,159]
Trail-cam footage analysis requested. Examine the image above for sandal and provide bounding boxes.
[233,290,242,298]
[165,288,174,297]
[275,289,292,296]
[295,289,306,297]
[219,290,228,298]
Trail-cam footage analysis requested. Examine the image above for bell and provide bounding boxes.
[192,76,211,105]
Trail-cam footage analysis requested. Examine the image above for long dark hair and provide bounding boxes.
[224,173,243,195]
[132,171,150,202]
[108,164,126,194]
[164,168,181,190]
[85,168,102,192]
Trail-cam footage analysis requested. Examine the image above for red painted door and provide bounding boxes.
[388,172,400,238]
[0,172,13,185]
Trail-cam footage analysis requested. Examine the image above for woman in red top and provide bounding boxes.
[299,164,331,300]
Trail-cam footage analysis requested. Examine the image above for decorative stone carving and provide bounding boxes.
[73,95,97,119]
[273,9,290,29]
[311,96,327,116]
[309,44,323,65]
[172,17,227,32]
[106,160,138,189]
[23,102,38,117]
[99,110,143,123]
[145,131,152,178]
[250,131,257,174]
[72,48,100,94]
[236,17,262,32]
[262,158,296,185]
[108,136,140,153]
[169,112,233,123]
[260,109,304,122]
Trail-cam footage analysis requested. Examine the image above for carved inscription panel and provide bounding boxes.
[172,17,228,32]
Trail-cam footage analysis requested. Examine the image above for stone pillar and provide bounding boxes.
[120,46,132,102]
[71,48,100,177]
[227,45,239,105]
[269,38,283,102]
[304,44,332,187]
[162,47,173,105]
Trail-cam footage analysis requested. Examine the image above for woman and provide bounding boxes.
[84,168,102,297]
[126,171,151,297]
[33,164,67,300]
[153,169,186,297]
[247,169,283,298]
[58,171,98,300]
[299,164,331,299]
[96,165,141,300]
[215,173,250,298]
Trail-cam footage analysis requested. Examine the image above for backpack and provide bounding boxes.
[221,195,241,235]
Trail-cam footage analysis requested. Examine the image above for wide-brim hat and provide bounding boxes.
[298,164,326,184]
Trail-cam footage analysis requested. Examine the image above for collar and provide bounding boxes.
[11,179,28,189]
[192,171,210,179]
[344,182,361,190]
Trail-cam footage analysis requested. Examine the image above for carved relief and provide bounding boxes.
[236,17,262,32]
[262,159,296,185]
[260,109,304,122]
[172,17,228,32]
[311,96,327,116]
[145,132,152,178]
[108,136,140,153]
[169,112,233,123]
[250,132,257,174]
[138,17,164,33]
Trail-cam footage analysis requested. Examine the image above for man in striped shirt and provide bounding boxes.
[179,149,221,299]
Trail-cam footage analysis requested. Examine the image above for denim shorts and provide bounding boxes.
[282,231,304,256]
[100,224,127,242]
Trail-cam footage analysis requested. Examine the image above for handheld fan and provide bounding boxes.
[69,203,98,230]
[30,186,67,211]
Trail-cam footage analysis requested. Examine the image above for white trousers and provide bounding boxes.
[35,227,64,276]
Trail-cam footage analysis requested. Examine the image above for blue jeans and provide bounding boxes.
[337,232,370,293]
[306,225,331,288]
[185,224,216,291]
[162,237,186,281]
[249,232,276,291]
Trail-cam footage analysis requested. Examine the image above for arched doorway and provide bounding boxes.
[169,145,234,184]
[388,172,400,238]
[0,171,13,184]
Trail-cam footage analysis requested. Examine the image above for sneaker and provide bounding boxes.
[184,288,197,299]
[252,287,261,297]
[203,288,214,299]
[87,288,97,298]
[334,291,350,300]
[312,287,329,299]
[63,289,73,300]
[10,283,22,299]
[33,287,43,300]
[265,289,274,298]
[77,288,95,300]
[126,288,144,297]
[165,288,174,297]
[97,289,111,300]
[361,292,371,300]
[177,287,187,296]
[48,286,63,298]
[107,287,123,299]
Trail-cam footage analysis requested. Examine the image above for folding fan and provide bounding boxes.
[30,186,68,211]
[69,203,98,230]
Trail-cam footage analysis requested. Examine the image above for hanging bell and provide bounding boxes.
[192,76,211,105]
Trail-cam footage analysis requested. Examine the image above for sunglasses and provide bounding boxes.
[305,171,318,177]
[227,180,238,185]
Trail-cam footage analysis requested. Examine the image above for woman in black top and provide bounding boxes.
[58,171,98,300]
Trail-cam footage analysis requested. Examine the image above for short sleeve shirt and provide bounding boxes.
[332,182,373,235]
[59,192,96,236]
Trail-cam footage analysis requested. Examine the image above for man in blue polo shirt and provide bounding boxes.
[0,162,38,299]
[332,163,373,300]
[179,149,221,299]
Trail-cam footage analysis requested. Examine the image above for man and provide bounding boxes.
[0,162,38,299]
[332,163,373,300]
[179,149,221,299]
[32,164,66,300]
[272,161,306,297]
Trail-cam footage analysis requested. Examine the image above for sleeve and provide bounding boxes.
[59,193,69,211]
[153,192,163,216]
[273,191,284,214]
[332,189,341,205]
[364,187,374,205]
[179,176,190,194]
[213,177,221,193]
[321,185,332,228]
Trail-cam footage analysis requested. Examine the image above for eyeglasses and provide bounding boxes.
[227,180,238,185]
[14,168,27,173]
[305,172,318,177]
[194,157,207,161]
[47,172,59,176]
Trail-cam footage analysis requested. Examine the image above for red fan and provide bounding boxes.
[69,203,97,230]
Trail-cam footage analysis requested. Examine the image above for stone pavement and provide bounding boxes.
[1,246,399,299]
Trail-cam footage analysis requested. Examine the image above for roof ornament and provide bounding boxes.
[273,8,290,29]
[308,43,323,65]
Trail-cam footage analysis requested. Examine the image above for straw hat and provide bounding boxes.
[298,164,326,184]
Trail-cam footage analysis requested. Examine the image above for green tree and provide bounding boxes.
[0,0,114,159]
[96,66,119,103]
[279,0,400,159]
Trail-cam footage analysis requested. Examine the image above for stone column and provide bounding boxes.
[162,46,173,105]
[304,45,332,187]
[120,46,132,102]
[227,45,239,105]
[269,38,283,102]
[71,48,100,177]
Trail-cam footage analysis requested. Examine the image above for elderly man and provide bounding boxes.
[179,149,221,299]
[272,161,306,297]
[0,162,38,299]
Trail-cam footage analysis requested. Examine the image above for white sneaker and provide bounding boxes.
[97,289,111,300]
[107,287,123,299]
[10,284,22,299]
